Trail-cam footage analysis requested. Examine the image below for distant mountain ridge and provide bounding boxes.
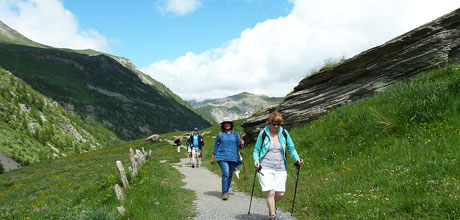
[0,21,45,47]
[0,21,210,141]
[189,92,283,123]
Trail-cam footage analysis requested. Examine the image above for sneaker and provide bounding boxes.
[268,214,276,220]
[192,164,195,168]
[235,168,240,179]
[196,163,199,168]
[222,194,229,200]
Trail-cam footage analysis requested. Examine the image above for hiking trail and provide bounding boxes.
[173,158,297,220]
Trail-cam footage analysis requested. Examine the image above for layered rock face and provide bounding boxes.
[242,8,460,141]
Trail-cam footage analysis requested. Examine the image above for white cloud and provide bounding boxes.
[155,0,202,16]
[0,0,110,52]
[142,0,460,101]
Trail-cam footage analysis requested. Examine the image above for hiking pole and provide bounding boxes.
[248,165,262,214]
[291,161,301,216]
[241,144,247,192]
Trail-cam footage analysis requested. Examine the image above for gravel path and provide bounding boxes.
[173,158,297,220]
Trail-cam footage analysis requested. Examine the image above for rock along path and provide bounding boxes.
[0,152,21,172]
[173,158,297,220]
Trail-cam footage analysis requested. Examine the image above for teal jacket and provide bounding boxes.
[253,125,300,169]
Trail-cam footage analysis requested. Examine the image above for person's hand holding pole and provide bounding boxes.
[254,162,260,170]
[296,159,304,166]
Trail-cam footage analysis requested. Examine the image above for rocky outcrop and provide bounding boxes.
[242,8,460,141]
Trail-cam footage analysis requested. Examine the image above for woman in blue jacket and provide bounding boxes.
[211,117,244,200]
[253,112,303,219]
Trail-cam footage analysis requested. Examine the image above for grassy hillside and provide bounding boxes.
[0,68,120,165]
[0,139,195,219]
[0,21,46,48]
[200,65,460,219]
[0,43,210,140]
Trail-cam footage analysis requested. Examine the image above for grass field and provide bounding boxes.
[199,65,460,219]
[0,138,195,219]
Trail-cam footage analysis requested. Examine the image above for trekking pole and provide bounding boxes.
[241,144,247,192]
[291,161,301,216]
[248,166,262,214]
[189,145,192,165]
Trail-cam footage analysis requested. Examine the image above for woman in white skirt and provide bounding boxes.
[253,112,303,219]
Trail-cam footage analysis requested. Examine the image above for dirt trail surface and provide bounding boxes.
[173,158,297,220]
[0,152,21,172]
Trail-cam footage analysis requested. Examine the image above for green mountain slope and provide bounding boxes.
[0,68,120,165]
[0,21,46,48]
[190,92,283,123]
[230,65,460,219]
[0,22,210,140]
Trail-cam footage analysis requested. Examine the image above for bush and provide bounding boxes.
[0,162,4,174]
[86,208,116,220]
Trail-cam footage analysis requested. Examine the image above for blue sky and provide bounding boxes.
[0,0,459,101]
[61,0,293,67]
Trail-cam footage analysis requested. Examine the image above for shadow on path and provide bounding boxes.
[204,191,235,199]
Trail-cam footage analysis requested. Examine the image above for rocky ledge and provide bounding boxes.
[243,8,460,142]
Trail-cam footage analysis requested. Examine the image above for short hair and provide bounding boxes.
[267,112,283,125]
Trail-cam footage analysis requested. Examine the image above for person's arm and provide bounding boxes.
[253,130,264,169]
[211,134,219,164]
[237,132,244,148]
[284,130,303,165]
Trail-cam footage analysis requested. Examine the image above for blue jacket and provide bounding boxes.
[253,125,300,169]
[213,130,241,162]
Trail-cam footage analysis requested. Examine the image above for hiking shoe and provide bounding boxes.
[235,168,240,179]
[222,194,229,200]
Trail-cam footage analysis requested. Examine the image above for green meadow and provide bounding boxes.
[200,65,460,219]
[0,139,195,219]
[1,65,460,219]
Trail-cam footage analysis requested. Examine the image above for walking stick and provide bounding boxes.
[248,166,262,214]
[241,144,247,192]
[291,161,301,216]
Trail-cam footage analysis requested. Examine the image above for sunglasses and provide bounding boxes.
[272,123,281,126]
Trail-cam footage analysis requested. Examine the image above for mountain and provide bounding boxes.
[189,92,283,123]
[0,21,46,48]
[0,67,120,165]
[242,7,460,141]
[0,21,211,140]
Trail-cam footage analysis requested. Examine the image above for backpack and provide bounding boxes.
[217,130,240,147]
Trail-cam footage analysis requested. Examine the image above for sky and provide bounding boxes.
[0,0,459,101]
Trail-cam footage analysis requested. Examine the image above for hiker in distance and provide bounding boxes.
[253,112,304,219]
[174,136,181,153]
[211,117,244,200]
[188,128,204,168]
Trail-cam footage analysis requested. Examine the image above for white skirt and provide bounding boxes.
[258,169,287,192]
